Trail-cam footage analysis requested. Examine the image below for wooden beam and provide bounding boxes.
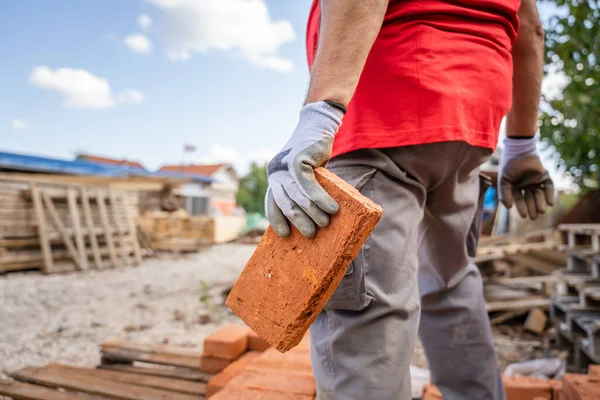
[42,191,82,270]
[122,193,142,265]
[97,191,119,267]
[46,364,206,396]
[67,188,88,270]
[12,366,199,400]
[30,183,54,274]
[110,191,130,265]
[99,364,211,382]
[81,188,103,269]
[486,297,550,312]
[0,379,98,400]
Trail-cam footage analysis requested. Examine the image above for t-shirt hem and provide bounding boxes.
[331,125,498,159]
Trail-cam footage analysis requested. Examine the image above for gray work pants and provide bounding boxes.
[310,142,506,400]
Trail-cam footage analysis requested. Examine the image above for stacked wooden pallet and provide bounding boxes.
[551,224,600,372]
[138,210,215,252]
[0,325,288,400]
[0,177,142,274]
[477,230,565,320]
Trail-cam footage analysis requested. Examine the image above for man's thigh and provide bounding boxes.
[310,149,426,400]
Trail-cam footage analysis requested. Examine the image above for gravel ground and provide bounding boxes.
[0,242,547,380]
[0,243,257,378]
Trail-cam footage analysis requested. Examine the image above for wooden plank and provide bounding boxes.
[0,379,102,400]
[109,191,130,265]
[46,364,206,396]
[31,183,54,273]
[99,364,211,382]
[67,188,88,270]
[81,189,103,269]
[101,340,204,359]
[486,276,557,286]
[506,253,562,275]
[97,192,118,267]
[121,193,142,265]
[13,366,200,400]
[486,297,550,312]
[101,348,201,369]
[42,191,82,270]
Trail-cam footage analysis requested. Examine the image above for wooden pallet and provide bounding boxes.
[0,342,214,400]
[559,223,600,253]
[0,180,142,274]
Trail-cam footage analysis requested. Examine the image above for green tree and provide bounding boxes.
[237,163,268,214]
[539,0,599,190]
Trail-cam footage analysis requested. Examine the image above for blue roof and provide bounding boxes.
[0,151,213,183]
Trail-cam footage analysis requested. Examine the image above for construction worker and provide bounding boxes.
[265,0,554,399]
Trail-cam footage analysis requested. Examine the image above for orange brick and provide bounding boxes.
[210,387,313,400]
[228,369,316,396]
[247,329,271,352]
[200,355,232,374]
[503,376,553,400]
[204,325,248,360]
[422,384,442,400]
[562,373,600,400]
[227,168,383,352]
[206,351,262,398]
[588,364,600,378]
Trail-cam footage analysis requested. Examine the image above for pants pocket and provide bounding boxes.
[467,173,492,258]
[323,164,377,311]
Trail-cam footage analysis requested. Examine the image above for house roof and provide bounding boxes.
[77,154,146,170]
[0,151,213,183]
[159,164,227,176]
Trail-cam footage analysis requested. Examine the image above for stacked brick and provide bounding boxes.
[204,324,315,399]
[423,368,600,400]
[203,325,599,399]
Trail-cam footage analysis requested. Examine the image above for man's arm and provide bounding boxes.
[305,0,389,107]
[505,0,544,137]
[498,0,554,220]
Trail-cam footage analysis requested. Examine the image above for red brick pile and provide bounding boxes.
[203,325,599,400]
[423,365,599,400]
[203,324,315,399]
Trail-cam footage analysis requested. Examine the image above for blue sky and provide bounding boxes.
[0,0,313,172]
[1,1,564,176]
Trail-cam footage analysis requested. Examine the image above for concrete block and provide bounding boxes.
[227,168,383,352]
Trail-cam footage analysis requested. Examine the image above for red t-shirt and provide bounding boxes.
[306,0,520,158]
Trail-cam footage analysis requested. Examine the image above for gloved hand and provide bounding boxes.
[498,136,555,220]
[265,101,344,238]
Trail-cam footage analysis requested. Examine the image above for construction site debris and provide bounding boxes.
[227,168,383,352]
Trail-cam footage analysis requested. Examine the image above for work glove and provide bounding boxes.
[498,136,555,220]
[265,101,344,238]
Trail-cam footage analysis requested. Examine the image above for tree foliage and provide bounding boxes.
[539,0,599,190]
[236,163,268,214]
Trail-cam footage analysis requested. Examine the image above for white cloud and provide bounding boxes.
[29,66,144,109]
[11,119,28,130]
[116,89,145,105]
[146,0,295,72]
[198,144,274,174]
[124,33,153,54]
[138,14,153,30]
